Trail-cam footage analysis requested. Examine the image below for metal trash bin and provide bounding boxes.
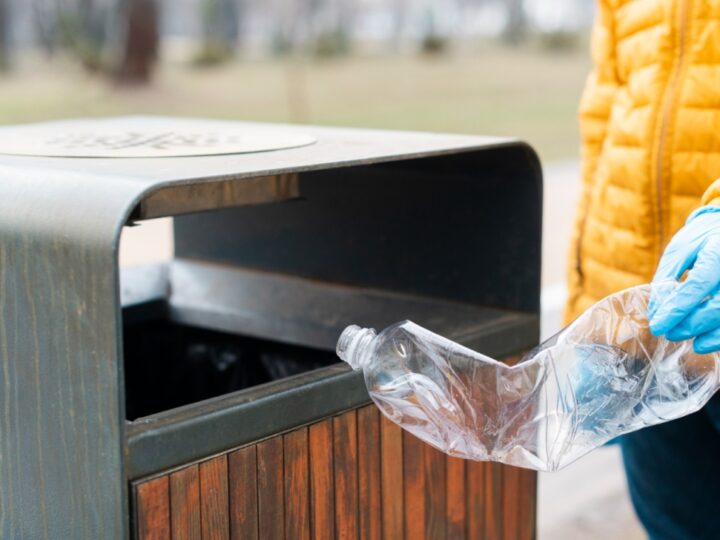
[0,117,542,539]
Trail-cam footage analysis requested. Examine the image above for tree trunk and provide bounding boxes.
[199,0,239,59]
[116,0,158,83]
[391,0,407,50]
[502,0,527,45]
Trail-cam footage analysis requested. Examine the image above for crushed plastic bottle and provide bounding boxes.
[336,284,720,472]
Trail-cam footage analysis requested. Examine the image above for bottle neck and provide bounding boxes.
[336,325,376,370]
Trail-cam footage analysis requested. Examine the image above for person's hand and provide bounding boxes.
[649,207,720,354]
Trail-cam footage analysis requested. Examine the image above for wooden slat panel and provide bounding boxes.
[284,428,310,540]
[199,455,230,540]
[136,476,171,540]
[229,446,259,540]
[518,468,537,540]
[170,465,201,540]
[501,352,536,540]
[465,460,485,540]
[357,406,381,540]
[501,466,521,540]
[446,457,466,540]
[135,397,537,540]
[403,432,426,540]
[257,437,285,540]
[380,416,404,540]
[484,463,504,540]
[309,419,335,540]
[334,411,359,540]
[424,445,447,539]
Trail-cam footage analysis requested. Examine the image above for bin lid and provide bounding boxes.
[0,117,317,158]
[0,116,513,191]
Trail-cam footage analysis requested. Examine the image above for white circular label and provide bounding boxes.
[0,118,317,158]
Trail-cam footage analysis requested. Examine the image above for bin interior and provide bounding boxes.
[120,150,541,423]
[123,315,337,420]
[120,260,535,423]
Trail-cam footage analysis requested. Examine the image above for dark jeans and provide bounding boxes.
[621,393,720,540]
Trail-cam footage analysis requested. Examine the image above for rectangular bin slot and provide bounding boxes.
[121,261,536,423]
[123,319,337,420]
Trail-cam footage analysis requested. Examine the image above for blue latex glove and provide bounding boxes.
[649,206,720,354]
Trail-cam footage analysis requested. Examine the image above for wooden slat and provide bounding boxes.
[403,431,426,540]
[357,406,381,540]
[501,466,521,540]
[484,463,504,540]
[257,437,285,540]
[199,455,230,540]
[136,476,170,540]
[284,428,310,540]
[518,468,537,540]
[135,396,537,540]
[229,446,259,540]
[380,416,404,540]
[465,460,485,540]
[501,351,535,540]
[334,411,359,540]
[170,465,201,540]
[424,445,447,539]
[446,457,466,540]
[309,419,335,540]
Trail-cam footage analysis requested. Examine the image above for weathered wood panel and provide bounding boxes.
[466,460,486,540]
[403,431,427,539]
[425,445,447,539]
[257,437,284,540]
[446,456,466,540]
[199,455,229,539]
[309,420,335,540]
[380,416,404,540]
[357,406,381,540]
[229,446,258,540]
[518,467,537,540]
[334,410,359,539]
[485,462,505,540]
[284,428,310,540]
[136,476,170,540]
[133,403,536,540]
[169,465,201,540]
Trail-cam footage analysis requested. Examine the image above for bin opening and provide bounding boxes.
[123,317,337,420]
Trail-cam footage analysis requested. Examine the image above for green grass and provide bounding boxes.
[0,46,591,160]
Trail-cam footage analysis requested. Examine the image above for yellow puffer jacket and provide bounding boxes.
[565,0,720,323]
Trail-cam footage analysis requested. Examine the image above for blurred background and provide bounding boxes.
[0,1,643,538]
[0,0,590,156]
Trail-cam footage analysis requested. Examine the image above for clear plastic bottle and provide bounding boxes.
[336,284,720,472]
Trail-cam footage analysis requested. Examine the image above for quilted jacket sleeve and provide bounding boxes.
[565,0,619,322]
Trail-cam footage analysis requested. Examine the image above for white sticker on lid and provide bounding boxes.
[0,118,317,158]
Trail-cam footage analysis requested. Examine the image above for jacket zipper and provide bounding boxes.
[574,0,691,288]
[655,0,691,252]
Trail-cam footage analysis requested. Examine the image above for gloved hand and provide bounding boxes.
[649,207,720,354]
